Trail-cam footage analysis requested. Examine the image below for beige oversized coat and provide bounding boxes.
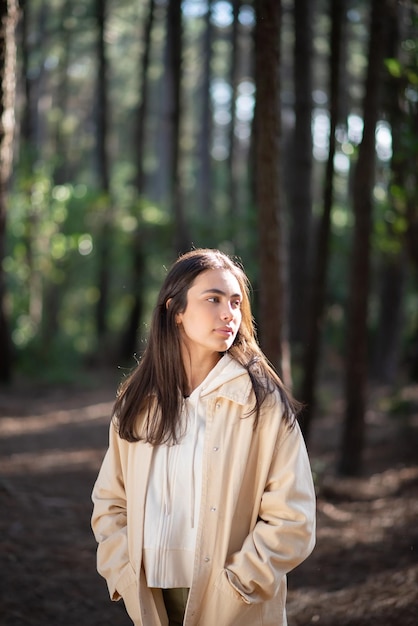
[91,356,316,626]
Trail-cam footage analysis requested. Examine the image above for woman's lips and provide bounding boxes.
[215,327,234,337]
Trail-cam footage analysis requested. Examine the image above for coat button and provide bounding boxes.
[210,506,216,512]
[204,556,210,562]
[213,446,219,451]
[216,403,221,409]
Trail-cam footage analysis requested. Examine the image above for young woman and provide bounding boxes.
[91,248,316,626]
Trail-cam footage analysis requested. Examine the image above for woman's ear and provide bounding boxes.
[167,298,182,324]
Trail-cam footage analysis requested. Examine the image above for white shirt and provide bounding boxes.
[142,356,228,588]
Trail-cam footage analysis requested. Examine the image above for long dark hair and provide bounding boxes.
[114,248,298,443]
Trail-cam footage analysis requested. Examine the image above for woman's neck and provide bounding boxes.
[182,351,222,396]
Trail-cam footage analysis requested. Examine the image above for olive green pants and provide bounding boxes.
[161,588,189,626]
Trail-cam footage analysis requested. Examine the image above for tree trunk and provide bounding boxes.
[372,253,406,384]
[339,0,390,476]
[120,0,155,362]
[95,0,111,342]
[19,0,46,158]
[404,47,418,381]
[299,0,345,440]
[166,0,190,254]
[38,0,74,351]
[197,0,213,217]
[19,0,32,150]
[52,0,72,185]
[371,2,406,385]
[254,0,290,385]
[0,0,18,383]
[19,0,50,342]
[288,0,314,348]
[227,0,241,231]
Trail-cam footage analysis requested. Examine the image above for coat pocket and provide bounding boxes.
[209,568,286,626]
[122,580,142,625]
[116,563,142,625]
[197,569,261,626]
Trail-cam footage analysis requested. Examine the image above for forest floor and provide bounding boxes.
[0,369,417,626]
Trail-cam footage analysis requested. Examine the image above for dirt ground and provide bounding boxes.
[0,372,417,626]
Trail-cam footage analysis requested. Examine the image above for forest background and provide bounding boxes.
[1,0,417,472]
[0,0,418,624]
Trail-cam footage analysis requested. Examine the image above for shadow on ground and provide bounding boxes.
[1,379,417,625]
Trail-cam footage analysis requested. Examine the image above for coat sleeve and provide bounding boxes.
[225,419,316,603]
[91,422,134,601]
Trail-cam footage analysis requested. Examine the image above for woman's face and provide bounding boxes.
[176,268,243,362]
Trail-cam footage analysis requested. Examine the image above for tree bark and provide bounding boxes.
[120,0,155,361]
[339,0,390,476]
[52,0,72,185]
[95,0,111,342]
[299,0,345,440]
[372,253,406,384]
[197,0,213,217]
[227,0,241,230]
[371,1,406,385]
[166,0,190,254]
[254,0,290,385]
[0,0,18,382]
[288,0,314,347]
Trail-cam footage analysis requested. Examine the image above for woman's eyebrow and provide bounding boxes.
[201,288,242,298]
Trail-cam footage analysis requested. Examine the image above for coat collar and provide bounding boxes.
[201,355,253,406]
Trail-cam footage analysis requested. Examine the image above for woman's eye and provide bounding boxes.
[232,300,241,309]
[207,296,219,303]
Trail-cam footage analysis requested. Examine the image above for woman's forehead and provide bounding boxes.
[190,268,242,294]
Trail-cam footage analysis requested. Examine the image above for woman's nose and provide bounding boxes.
[221,303,233,321]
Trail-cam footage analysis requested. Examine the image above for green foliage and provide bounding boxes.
[5,158,175,380]
[5,0,418,391]
[14,332,86,385]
